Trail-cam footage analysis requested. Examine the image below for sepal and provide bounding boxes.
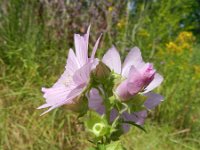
[84,111,111,138]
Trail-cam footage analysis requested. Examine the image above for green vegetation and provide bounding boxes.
[0,0,199,149]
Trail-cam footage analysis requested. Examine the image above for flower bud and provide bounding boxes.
[92,61,111,81]
[116,64,155,101]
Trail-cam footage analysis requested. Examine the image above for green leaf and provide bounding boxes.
[97,144,106,150]
[105,141,125,150]
[87,147,97,150]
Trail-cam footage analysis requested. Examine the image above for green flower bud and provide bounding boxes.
[92,61,111,81]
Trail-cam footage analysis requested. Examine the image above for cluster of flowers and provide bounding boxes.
[166,31,195,54]
[38,26,163,146]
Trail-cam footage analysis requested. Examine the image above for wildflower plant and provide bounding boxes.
[166,31,195,54]
[38,26,163,150]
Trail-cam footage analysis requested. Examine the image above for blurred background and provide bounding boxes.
[0,0,200,149]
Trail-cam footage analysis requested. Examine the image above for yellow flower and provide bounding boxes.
[108,6,113,12]
[166,42,182,53]
[117,19,125,28]
[181,43,191,51]
[177,31,195,43]
[165,31,195,54]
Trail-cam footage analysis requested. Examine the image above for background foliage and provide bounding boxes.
[0,0,199,149]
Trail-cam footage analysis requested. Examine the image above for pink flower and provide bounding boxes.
[102,46,163,103]
[37,26,101,115]
[101,46,164,130]
[85,46,163,133]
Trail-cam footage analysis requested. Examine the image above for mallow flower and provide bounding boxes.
[37,26,101,115]
[101,46,163,128]
[102,46,163,104]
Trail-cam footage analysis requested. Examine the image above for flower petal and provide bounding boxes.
[116,80,132,101]
[74,26,90,66]
[53,67,76,88]
[73,62,92,85]
[41,84,75,105]
[91,34,102,60]
[110,109,118,122]
[102,46,121,74]
[53,49,79,87]
[122,110,147,125]
[122,110,147,132]
[122,47,145,77]
[144,92,163,110]
[37,103,52,109]
[38,86,83,115]
[65,48,80,74]
[88,88,105,115]
[84,25,91,52]
[127,66,144,95]
[143,73,163,93]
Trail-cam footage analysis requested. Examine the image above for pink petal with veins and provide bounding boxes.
[102,46,121,74]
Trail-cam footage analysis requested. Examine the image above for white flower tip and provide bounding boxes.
[39,111,47,116]
[37,103,51,109]
[37,106,44,110]
[41,87,47,92]
[132,46,140,50]
[37,106,41,110]
[111,45,117,49]
[39,106,55,116]
[87,24,91,34]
